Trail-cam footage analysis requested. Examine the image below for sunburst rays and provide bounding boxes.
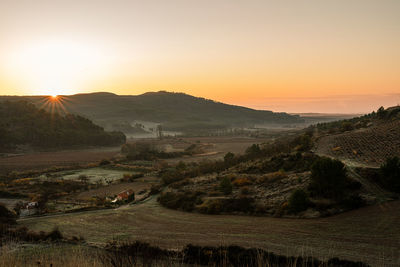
[38,95,70,118]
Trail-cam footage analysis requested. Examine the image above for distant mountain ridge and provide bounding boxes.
[0,91,303,133]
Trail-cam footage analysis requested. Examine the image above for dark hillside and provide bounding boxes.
[0,100,125,151]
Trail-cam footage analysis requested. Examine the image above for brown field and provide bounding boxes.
[163,136,273,164]
[75,178,156,200]
[0,147,120,175]
[315,120,400,167]
[20,197,400,266]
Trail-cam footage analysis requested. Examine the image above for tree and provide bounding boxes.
[288,189,309,213]
[224,152,235,165]
[309,157,347,199]
[377,106,387,119]
[219,177,232,195]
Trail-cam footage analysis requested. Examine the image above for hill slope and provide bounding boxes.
[0,100,126,151]
[314,106,400,167]
[0,91,303,133]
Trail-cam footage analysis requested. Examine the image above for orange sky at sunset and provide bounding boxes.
[0,0,399,113]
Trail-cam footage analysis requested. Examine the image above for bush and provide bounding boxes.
[158,191,202,212]
[232,177,252,187]
[219,177,232,195]
[308,157,348,199]
[340,194,365,210]
[288,189,309,213]
[380,156,400,193]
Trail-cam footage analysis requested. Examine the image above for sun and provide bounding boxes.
[5,39,109,95]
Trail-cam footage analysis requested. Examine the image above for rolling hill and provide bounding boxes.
[0,91,303,134]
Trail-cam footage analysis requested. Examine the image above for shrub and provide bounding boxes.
[198,199,223,214]
[219,177,233,195]
[232,177,252,187]
[288,189,309,213]
[308,157,347,199]
[158,191,202,212]
[380,156,400,193]
[223,197,254,213]
[0,204,17,225]
[240,186,250,195]
[224,152,236,165]
[340,194,365,210]
[99,159,111,166]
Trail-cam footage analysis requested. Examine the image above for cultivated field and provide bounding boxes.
[20,197,400,266]
[315,120,400,167]
[0,147,120,175]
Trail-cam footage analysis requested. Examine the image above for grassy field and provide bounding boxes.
[19,197,400,266]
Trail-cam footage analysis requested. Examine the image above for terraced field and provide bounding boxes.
[315,120,400,167]
[20,197,400,266]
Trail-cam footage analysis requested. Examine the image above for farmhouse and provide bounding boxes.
[20,202,38,217]
[114,189,135,202]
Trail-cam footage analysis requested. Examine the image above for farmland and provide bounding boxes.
[20,197,400,266]
[2,128,400,266]
[0,147,120,175]
[315,120,400,167]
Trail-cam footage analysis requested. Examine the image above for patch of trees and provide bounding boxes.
[157,191,203,212]
[308,157,364,210]
[308,157,348,199]
[0,100,125,150]
[240,152,319,174]
[314,106,400,135]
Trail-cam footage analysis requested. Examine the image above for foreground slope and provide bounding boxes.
[20,197,400,266]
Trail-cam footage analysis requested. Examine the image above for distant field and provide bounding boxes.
[20,197,400,266]
[75,179,155,200]
[38,167,137,184]
[163,137,273,164]
[0,147,120,175]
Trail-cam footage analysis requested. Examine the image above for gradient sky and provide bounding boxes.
[1,0,399,113]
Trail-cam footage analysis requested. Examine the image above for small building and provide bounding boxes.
[25,202,38,209]
[20,202,39,217]
[115,189,135,202]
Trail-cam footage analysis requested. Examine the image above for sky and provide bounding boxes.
[0,0,399,113]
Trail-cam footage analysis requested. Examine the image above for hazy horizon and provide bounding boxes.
[1,0,399,113]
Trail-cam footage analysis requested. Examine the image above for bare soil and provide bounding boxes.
[0,147,120,175]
